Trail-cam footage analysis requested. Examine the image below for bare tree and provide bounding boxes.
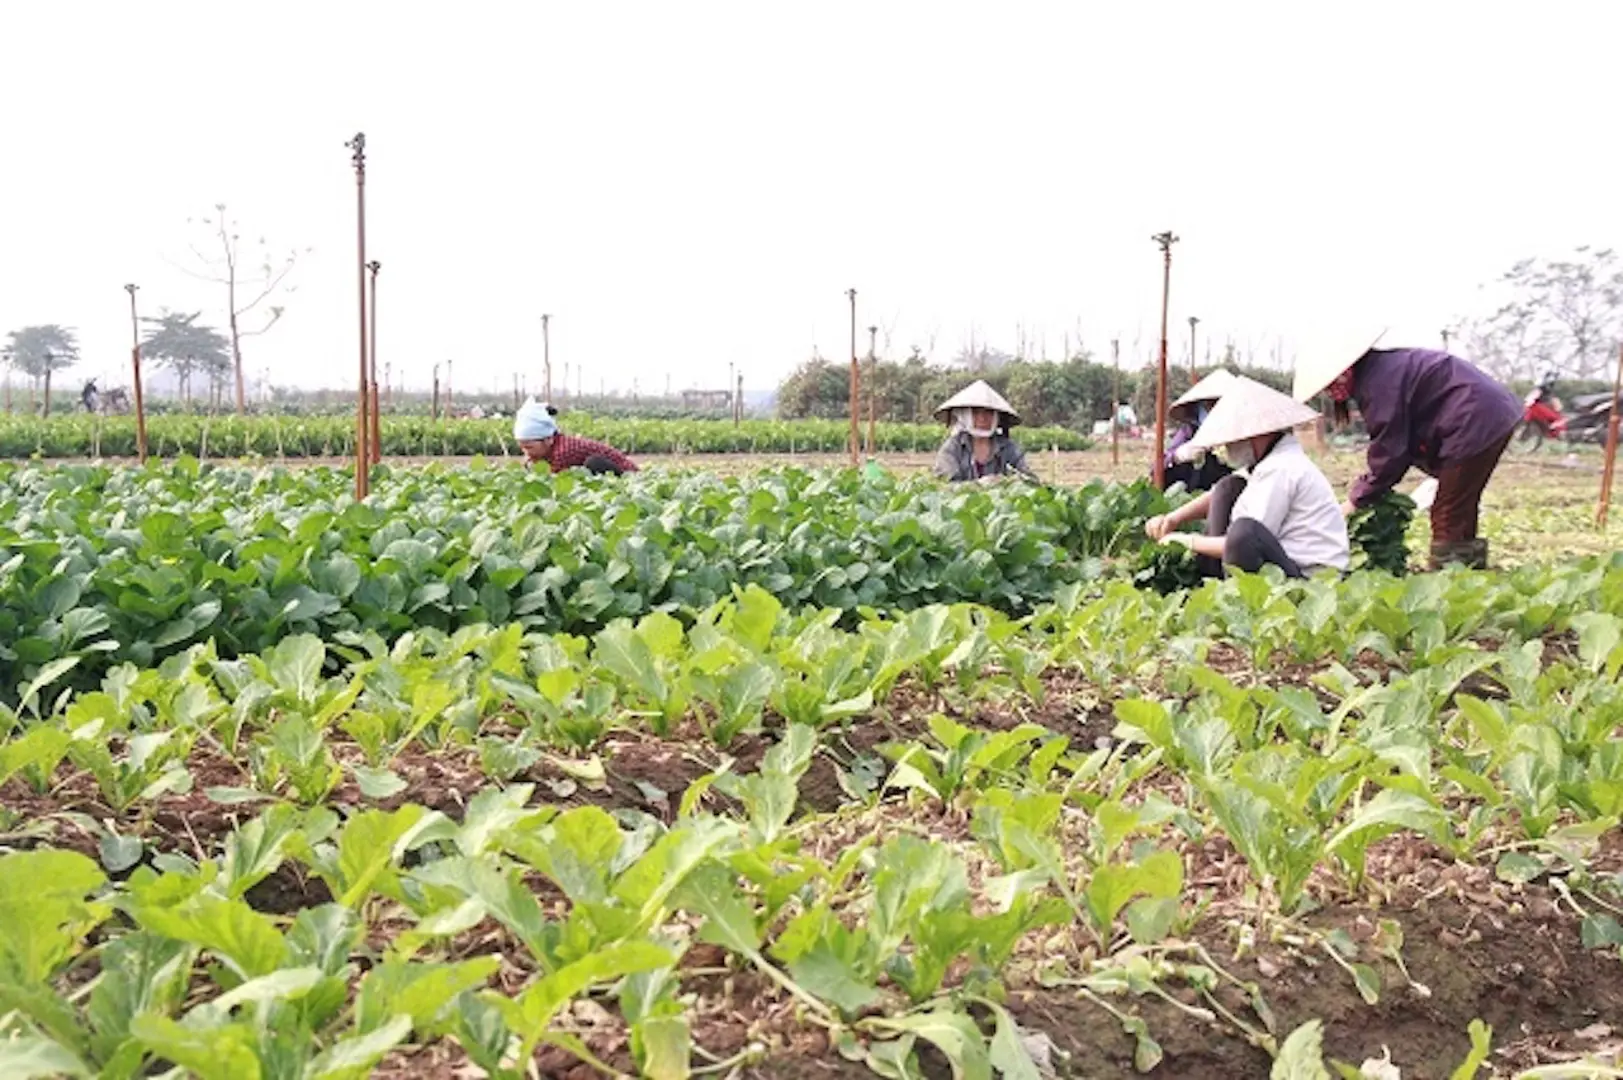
[1461,247,1623,381]
[172,204,306,414]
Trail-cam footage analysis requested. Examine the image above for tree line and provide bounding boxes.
[775,348,1293,428]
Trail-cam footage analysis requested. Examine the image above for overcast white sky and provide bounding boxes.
[3,2,1619,397]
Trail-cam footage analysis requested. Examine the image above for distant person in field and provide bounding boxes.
[932,380,1037,483]
[1293,330,1520,570]
[512,399,638,476]
[1145,377,1349,579]
[1160,368,1237,493]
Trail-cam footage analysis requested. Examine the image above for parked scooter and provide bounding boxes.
[1517,374,1612,449]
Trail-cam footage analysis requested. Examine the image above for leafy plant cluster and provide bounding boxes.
[0,462,1167,701]
[0,413,1091,460]
[3,561,1623,1076]
[1348,491,1417,575]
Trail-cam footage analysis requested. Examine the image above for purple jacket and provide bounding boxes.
[1350,348,1521,507]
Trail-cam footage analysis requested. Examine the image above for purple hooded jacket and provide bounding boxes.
[1349,348,1521,507]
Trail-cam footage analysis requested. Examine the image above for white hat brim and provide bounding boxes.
[934,380,1020,425]
[1188,376,1322,451]
[1173,368,1238,409]
[1292,328,1387,402]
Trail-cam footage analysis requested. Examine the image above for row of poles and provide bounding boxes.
[107,132,1623,531]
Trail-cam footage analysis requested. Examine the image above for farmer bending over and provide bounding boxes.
[1144,377,1348,579]
[1160,368,1237,494]
[1293,329,1519,570]
[932,380,1037,483]
[513,399,638,476]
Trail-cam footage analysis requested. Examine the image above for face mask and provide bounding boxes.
[1225,440,1257,470]
[953,408,997,438]
[1327,370,1356,403]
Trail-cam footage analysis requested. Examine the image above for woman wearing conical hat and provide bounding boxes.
[1160,368,1238,494]
[1144,377,1349,578]
[932,380,1037,483]
[1293,329,1520,571]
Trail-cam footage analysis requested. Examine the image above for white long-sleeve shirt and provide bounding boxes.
[1232,434,1350,572]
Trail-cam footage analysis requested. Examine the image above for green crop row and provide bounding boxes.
[1,570,1619,1076]
[0,413,1092,460]
[0,461,1164,700]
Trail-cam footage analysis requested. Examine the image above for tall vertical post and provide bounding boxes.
[432,363,441,421]
[124,283,149,463]
[366,260,382,465]
[1187,315,1199,379]
[866,325,878,454]
[345,132,370,500]
[736,371,743,425]
[1111,338,1121,467]
[846,287,859,466]
[1596,344,1623,527]
[1151,231,1179,489]
[542,314,552,402]
[42,354,53,418]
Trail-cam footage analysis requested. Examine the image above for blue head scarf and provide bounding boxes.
[513,400,558,441]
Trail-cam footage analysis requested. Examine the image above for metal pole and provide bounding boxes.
[432,363,441,421]
[847,287,859,466]
[542,314,551,402]
[1596,344,1623,528]
[1111,338,1121,467]
[42,354,52,418]
[367,260,382,465]
[866,325,878,454]
[736,371,744,425]
[1151,231,1179,489]
[124,284,149,463]
[346,132,370,499]
[1188,315,1199,380]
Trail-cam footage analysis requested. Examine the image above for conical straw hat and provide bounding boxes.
[934,379,1020,425]
[1188,376,1322,451]
[1173,368,1238,409]
[1292,328,1387,402]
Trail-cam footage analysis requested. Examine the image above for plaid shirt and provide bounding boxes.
[543,434,638,473]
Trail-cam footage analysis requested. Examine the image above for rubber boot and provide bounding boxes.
[1468,538,1489,570]
[1427,540,1478,572]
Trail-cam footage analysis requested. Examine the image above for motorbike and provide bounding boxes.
[1517,385,1611,449]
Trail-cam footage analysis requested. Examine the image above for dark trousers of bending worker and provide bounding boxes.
[1427,432,1511,570]
[1197,475,1305,580]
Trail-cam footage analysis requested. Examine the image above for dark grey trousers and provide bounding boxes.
[1199,474,1304,579]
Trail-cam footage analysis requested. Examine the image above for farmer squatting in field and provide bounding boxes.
[1159,367,1238,494]
[1293,331,1521,571]
[1144,377,1350,579]
[513,398,639,475]
[931,380,1039,483]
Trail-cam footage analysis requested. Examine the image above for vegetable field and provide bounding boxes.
[2,460,1621,1080]
[0,414,1090,461]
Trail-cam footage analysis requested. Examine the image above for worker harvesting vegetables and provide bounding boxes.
[1144,376,1349,579]
[1293,331,1520,570]
[512,399,638,475]
[931,380,1037,483]
[1160,367,1238,493]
